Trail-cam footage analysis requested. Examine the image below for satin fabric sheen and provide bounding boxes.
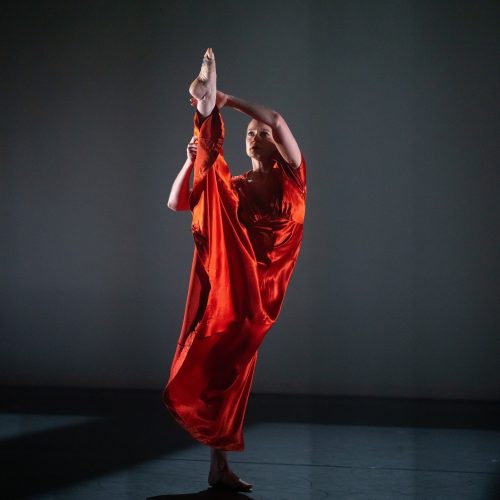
[163,106,307,451]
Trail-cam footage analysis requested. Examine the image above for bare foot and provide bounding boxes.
[208,461,253,492]
[189,47,216,101]
[208,449,252,492]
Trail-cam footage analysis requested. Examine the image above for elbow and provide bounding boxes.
[271,111,283,130]
[167,189,192,212]
[167,199,178,211]
[167,199,191,212]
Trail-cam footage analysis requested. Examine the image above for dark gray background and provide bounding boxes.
[2,0,499,400]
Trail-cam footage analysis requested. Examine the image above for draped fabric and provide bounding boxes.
[163,106,306,451]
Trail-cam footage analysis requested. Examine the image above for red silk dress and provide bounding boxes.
[163,106,306,451]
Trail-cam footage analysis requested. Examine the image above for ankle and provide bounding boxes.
[211,448,227,464]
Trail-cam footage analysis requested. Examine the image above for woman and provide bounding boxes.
[163,48,307,492]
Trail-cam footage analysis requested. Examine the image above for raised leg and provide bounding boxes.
[208,447,253,492]
[189,48,217,118]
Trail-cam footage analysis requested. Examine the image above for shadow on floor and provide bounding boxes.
[1,386,197,498]
[148,489,253,499]
[1,412,193,498]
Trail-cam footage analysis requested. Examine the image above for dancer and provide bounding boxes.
[163,48,307,492]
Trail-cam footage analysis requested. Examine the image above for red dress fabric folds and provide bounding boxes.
[163,106,306,451]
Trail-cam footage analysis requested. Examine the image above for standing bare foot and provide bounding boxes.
[189,48,217,117]
[208,448,253,492]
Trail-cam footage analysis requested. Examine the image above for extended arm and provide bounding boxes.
[223,93,302,168]
[167,137,196,211]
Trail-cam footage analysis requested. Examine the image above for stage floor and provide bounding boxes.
[1,387,499,499]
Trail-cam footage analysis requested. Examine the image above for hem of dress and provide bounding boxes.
[162,386,245,452]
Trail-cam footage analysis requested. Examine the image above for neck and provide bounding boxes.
[250,157,274,174]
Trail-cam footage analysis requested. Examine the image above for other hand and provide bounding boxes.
[187,136,197,161]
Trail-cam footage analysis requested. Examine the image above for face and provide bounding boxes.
[245,120,278,161]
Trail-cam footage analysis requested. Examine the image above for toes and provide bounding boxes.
[238,480,253,491]
[203,47,215,63]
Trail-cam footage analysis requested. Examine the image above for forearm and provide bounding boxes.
[225,94,280,128]
[167,158,194,211]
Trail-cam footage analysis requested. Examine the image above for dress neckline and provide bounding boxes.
[245,164,279,183]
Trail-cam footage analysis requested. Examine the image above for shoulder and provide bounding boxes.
[277,151,305,170]
[279,151,306,174]
[277,152,306,193]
